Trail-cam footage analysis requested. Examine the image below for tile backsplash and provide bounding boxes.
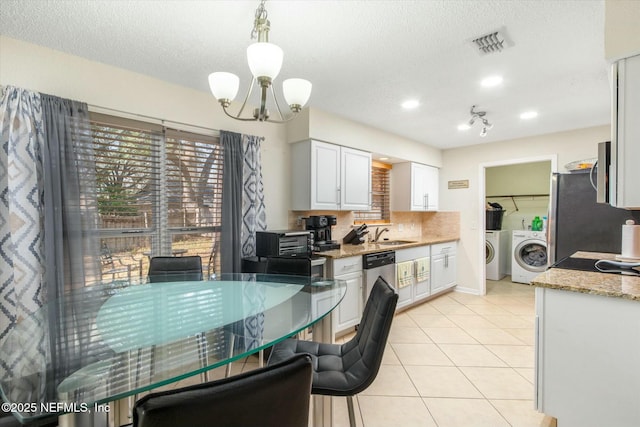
[288,210,460,243]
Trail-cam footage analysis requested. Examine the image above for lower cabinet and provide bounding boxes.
[327,255,363,336]
[535,287,640,427]
[431,241,457,294]
[395,245,431,310]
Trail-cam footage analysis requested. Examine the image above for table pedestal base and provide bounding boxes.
[312,314,333,427]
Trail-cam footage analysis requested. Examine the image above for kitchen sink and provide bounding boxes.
[377,240,416,246]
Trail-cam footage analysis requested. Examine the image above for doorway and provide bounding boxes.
[478,155,557,295]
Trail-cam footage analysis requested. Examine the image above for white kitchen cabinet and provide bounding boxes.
[430,241,456,294]
[610,53,640,209]
[340,146,372,210]
[291,139,371,211]
[327,255,363,336]
[391,162,439,211]
[395,245,431,310]
[535,287,640,427]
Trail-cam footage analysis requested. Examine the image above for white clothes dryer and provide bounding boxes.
[512,230,547,284]
[486,230,510,280]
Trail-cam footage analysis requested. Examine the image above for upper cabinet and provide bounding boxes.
[610,54,640,209]
[291,140,371,211]
[391,162,439,211]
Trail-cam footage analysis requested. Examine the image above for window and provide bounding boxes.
[90,113,222,284]
[354,161,391,224]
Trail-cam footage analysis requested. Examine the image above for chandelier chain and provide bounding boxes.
[251,0,268,40]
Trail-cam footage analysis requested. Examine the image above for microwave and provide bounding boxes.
[256,230,313,257]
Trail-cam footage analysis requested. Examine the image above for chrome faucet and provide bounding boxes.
[372,227,390,242]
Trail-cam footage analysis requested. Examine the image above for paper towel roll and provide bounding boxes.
[621,220,640,259]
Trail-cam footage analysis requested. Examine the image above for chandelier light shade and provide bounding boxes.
[208,72,240,106]
[282,78,312,112]
[208,0,311,123]
[247,42,283,80]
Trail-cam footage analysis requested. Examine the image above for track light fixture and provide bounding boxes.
[468,105,493,137]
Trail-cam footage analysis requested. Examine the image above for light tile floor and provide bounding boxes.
[168,277,553,427]
[333,277,546,427]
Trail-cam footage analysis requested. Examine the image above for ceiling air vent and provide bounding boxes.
[471,30,512,55]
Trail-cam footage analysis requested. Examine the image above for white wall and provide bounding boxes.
[306,108,442,167]
[0,35,443,230]
[440,125,610,293]
[605,0,640,60]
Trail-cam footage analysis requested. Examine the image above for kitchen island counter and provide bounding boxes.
[531,251,640,301]
[318,237,458,259]
[532,251,640,427]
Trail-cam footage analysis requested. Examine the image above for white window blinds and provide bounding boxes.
[354,162,391,223]
[89,113,222,283]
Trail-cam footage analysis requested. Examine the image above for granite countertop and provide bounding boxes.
[318,237,458,259]
[531,251,640,301]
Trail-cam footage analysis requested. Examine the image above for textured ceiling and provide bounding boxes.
[0,0,610,150]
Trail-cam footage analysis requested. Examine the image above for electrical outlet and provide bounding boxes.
[398,223,404,232]
[296,216,304,226]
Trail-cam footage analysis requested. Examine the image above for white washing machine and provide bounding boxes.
[512,230,548,284]
[486,230,510,280]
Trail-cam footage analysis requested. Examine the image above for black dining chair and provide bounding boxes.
[253,255,313,364]
[267,276,398,427]
[147,256,203,282]
[132,353,313,427]
[147,256,206,381]
[265,256,312,277]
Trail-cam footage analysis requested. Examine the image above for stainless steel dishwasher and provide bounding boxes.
[363,250,397,303]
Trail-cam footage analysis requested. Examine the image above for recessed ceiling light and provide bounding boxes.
[457,123,471,131]
[520,111,538,119]
[379,157,389,161]
[401,99,420,109]
[480,75,503,88]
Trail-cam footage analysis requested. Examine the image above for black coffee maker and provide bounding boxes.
[306,215,341,252]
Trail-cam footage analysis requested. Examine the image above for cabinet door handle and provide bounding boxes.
[426,194,429,209]
[445,253,448,268]
[423,194,427,209]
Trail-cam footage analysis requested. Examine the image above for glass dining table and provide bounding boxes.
[0,273,346,427]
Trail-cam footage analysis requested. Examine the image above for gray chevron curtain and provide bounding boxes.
[220,131,266,273]
[0,85,100,403]
[0,86,46,343]
[220,130,267,351]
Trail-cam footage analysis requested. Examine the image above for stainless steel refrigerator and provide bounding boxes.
[548,171,640,264]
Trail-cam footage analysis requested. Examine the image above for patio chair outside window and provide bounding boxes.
[101,242,132,282]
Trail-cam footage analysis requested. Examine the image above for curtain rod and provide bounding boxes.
[88,103,220,135]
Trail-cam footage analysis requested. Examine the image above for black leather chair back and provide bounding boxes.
[265,256,312,276]
[318,276,397,395]
[148,256,203,282]
[133,353,313,427]
[339,276,398,394]
[265,276,396,427]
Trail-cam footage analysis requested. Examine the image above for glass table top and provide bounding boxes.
[0,273,345,422]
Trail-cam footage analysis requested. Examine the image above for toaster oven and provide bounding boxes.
[256,230,313,257]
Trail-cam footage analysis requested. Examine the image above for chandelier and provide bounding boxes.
[208,0,312,123]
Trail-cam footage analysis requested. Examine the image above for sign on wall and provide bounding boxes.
[448,180,469,189]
